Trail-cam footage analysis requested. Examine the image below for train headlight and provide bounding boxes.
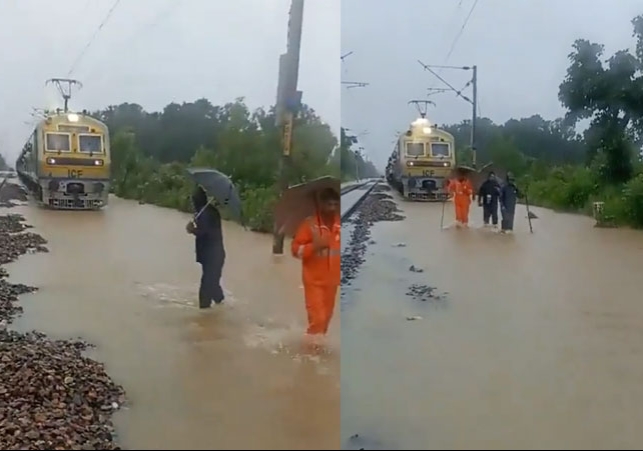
[93,160,103,166]
[407,161,414,167]
[443,162,449,167]
[46,157,57,165]
[67,113,79,122]
[423,127,432,134]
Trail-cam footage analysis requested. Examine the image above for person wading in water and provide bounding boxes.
[186,186,226,308]
[291,188,341,342]
[477,171,501,228]
[447,172,474,227]
[500,172,522,234]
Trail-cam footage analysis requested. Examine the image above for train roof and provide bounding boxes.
[398,117,454,140]
[39,111,106,127]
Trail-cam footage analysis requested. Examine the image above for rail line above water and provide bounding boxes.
[341,179,379,221]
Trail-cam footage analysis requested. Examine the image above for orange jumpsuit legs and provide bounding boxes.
[454,199,462,223]
[304,284,338,335]
[454,196,471,225]
[321,285,338,334]
[462,200,470,224]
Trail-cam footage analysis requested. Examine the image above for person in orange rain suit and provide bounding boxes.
[291,187,341,337]
[447,174,474,227]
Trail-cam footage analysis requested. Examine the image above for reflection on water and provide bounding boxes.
[5,196,339,450]
[342,196,643,449]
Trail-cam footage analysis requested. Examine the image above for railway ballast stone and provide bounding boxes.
[405,283,447,308]
[341,184,405,287]
[0,183,28,208]
[0,184,126,450]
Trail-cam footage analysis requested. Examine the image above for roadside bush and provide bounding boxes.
[526,166,598,211]
[525,164,643,229]
[621,174,643,228]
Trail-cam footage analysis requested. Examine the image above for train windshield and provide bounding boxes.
[78,135,103,153]
[45,133,71,152]
[405,142,425,156]
[431,142,450,157]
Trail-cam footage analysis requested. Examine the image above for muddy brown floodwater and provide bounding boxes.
[5,196,339,450]
[342,193,643,450]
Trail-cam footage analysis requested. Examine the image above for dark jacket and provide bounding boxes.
[478,179,501,204]
[500,182,521,214]
[192,189,224,264]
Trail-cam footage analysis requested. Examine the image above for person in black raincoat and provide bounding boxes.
[477,171,501,227]
[500,172,522,233]
[186,186,225,308]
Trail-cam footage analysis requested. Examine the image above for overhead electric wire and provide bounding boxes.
[66,0,123,77]
[85,0,180,88]
[10,0,176,164]
[443,0,480,63]
[425,0,464,94]
[425,0,480,106]
[25,0,177,130]
[20,0,124,148]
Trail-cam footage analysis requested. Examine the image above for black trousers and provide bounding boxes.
[482,199,499,225]
[199,255,225,308]
[501,209,515,231]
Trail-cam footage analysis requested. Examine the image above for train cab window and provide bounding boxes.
[78,134,103,153]
[405,142,425,156]
[45,133,71,152]
[431,143,450,157]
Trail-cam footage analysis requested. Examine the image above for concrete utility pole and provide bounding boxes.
[417,61,478,167]
[470,65,478,168]
[273,0,304,255]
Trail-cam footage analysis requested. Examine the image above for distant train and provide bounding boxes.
[386,117,456,201]
[15,110,111,210]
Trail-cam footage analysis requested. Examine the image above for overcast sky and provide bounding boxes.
[0,0,339,163]
[342,0,643,170]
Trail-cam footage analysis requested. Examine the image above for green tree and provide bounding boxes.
[487,134,527,176]
[558,15,643,184]
[339,127,380,180]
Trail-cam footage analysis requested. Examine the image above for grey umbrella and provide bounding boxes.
[186,167,243,222]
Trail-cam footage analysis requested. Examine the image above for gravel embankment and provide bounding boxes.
[0,182,28,208]
[0,184,126,450]
[341,184,447,308]
[341,184,405,286]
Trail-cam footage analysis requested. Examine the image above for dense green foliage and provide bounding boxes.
[441,14,643,227]
[337,128,380,180]
[442,114,587,175]
[96,98,339,232]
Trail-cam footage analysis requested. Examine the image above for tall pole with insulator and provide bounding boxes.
[273,0,304,255]
[471,65,478,168]
[417,61,478,168]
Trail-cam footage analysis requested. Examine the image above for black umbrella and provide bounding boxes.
[186,167,243,221]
